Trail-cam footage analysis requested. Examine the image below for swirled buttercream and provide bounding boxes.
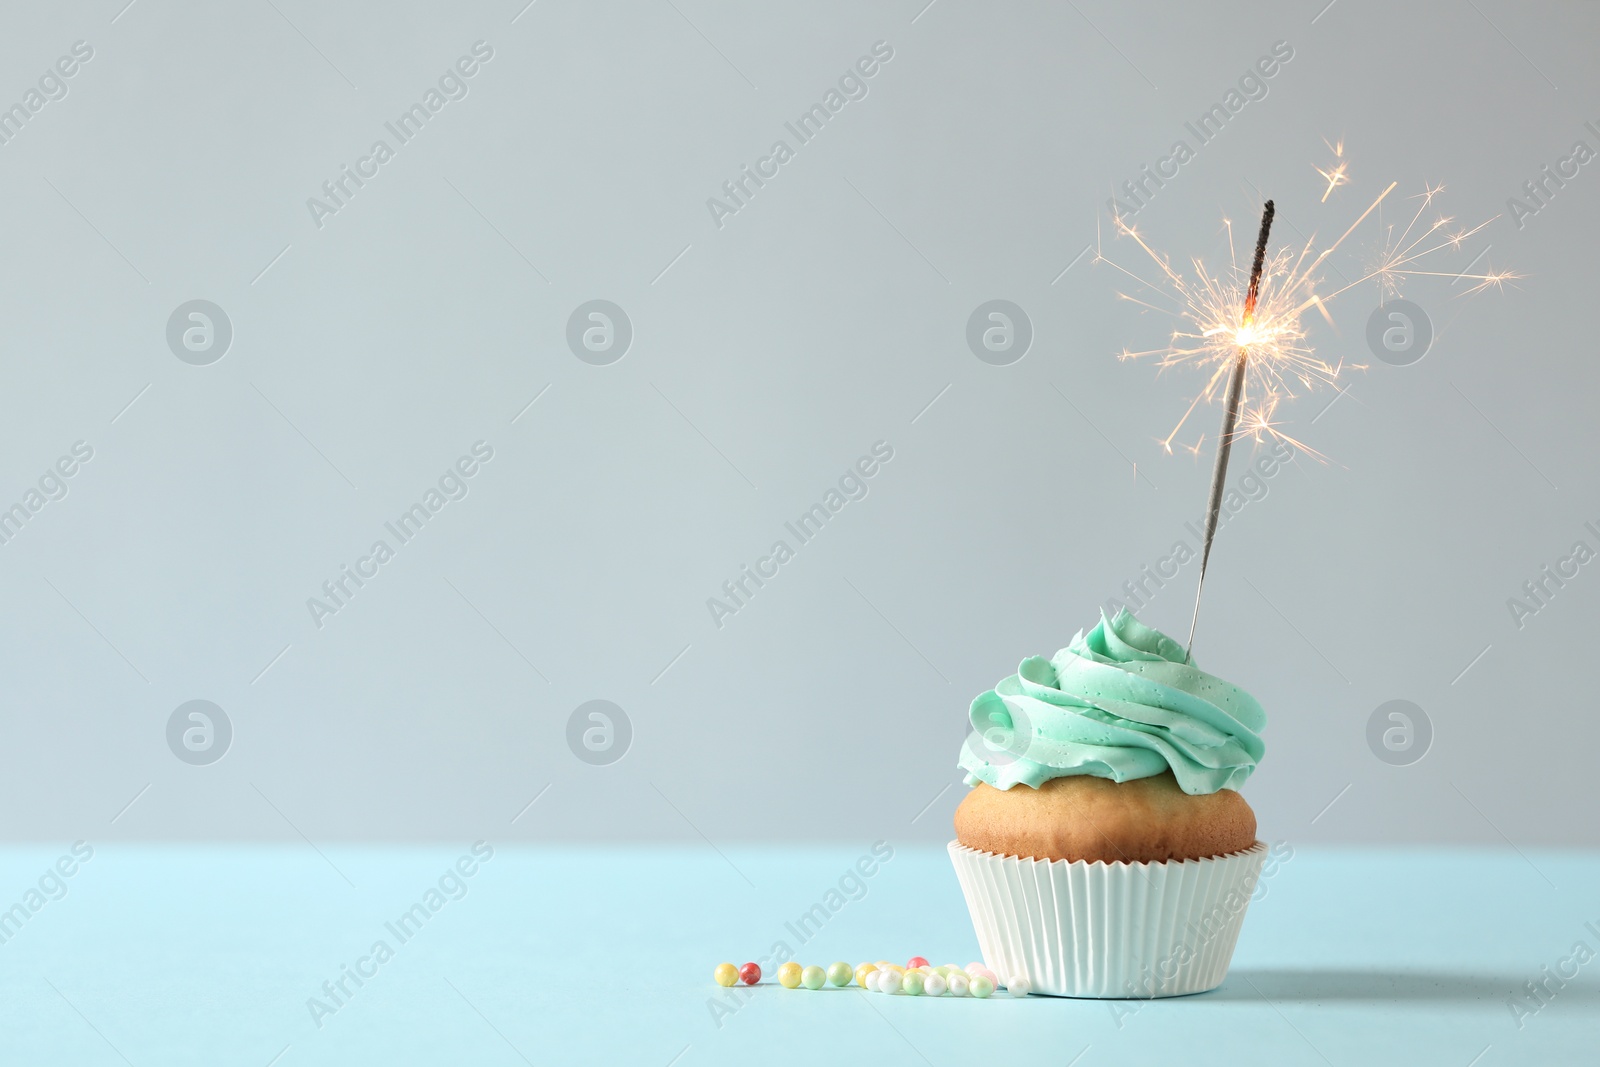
[958,609,1265,794]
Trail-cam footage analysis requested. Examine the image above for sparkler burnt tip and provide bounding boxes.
[1246,200,1275,315]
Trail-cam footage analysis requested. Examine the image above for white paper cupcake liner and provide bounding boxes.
[948,839,1267,998]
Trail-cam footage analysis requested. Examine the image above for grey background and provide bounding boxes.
[1,0,1595,847]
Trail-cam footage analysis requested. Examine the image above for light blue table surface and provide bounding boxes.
[0,843,1594,1065]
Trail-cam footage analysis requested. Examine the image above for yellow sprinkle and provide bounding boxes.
[854,963,879,988]
[714,962,738,987]
[777,961,803,989]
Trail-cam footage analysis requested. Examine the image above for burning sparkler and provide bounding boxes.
[1098,153,1517,656]
[1187,199,1274,656]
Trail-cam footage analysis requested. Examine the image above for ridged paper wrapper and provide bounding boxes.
[948,839,1267,998]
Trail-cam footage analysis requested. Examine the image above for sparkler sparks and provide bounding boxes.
[1316,139,1349,202]
[1099,165,1515,460]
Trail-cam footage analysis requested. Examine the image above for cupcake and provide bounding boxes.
[949,608,1267,998]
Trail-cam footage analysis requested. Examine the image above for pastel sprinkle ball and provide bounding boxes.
[825,961,852,986]
[907,956,930,969]
[863,969,881,992]
[777,962,803,989]
[714,963,738,987]
[854,963,878,988]
[970,974,996,998]
[738,962,761,986]
[947,974,970,997]
[924,973,948,997]
[801,965,827,990]
[901,971,925,996]
[1009,975,1033,997]
[877,969,903,994]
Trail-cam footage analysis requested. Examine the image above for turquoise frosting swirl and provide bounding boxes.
[958,609,1265,794]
